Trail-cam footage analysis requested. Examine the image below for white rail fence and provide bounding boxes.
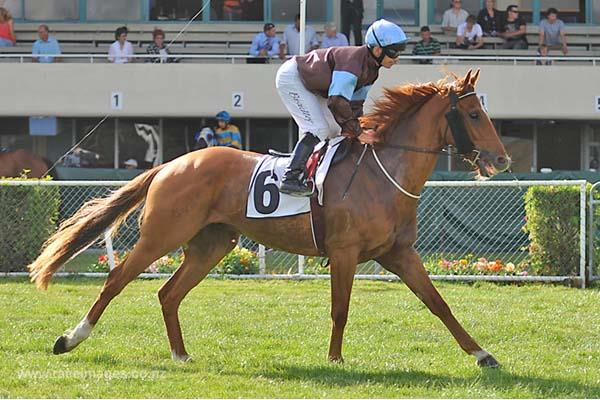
[0,179,593,286]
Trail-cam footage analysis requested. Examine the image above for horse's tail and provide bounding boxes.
[28,164,166,290]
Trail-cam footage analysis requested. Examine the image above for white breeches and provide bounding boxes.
[275,57,342,141]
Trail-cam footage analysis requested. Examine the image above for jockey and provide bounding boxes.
[276,19,407,197]
[214,111,242,149]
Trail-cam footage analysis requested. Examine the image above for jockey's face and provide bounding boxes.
[372,46,397,69]
[217,120,228,129]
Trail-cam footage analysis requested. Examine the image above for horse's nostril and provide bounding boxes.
[495,155,508,166]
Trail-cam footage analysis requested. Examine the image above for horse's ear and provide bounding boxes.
[470,69,481,87]
[463,69,472,86]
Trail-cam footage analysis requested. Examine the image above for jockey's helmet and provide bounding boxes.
[365,19,407,60]
[216,111,231,123]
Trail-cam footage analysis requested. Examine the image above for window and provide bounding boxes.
[249,119,291,153]
[118,119,161,169]
[539,0,585,23]
[431,0,480,23]
[595,0,600,24]
[271,0,326,22]
[382,0,418,26]
[162,118,204,161]
[24,0,78,21]
[536,121,581,171]
[87,0,141,21]
[74,118,115,168]
[150,0,204,21]
[210,0,264,21]
[2,0,22,19]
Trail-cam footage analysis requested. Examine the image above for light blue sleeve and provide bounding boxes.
[268,36,280,57]
[328,71,358,100]
[32,41,40,55]
[249,33,261,56]
[53,39,61,55]
[351,85,372,101]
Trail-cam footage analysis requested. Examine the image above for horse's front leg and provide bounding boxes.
[327,248,358,362]
[377,245,500,368]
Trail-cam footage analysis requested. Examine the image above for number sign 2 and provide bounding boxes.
[232,92,244,110]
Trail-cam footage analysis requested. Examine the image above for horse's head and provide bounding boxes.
[443,70,511,178]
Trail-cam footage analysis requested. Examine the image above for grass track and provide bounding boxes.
[0,278,599,398]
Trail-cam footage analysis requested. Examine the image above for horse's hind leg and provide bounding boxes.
[158,224,238,361]
[53,236,174,355]
[377,246,500,368]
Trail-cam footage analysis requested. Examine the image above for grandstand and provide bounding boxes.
[0,0,599,178]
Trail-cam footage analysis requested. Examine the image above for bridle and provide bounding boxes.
[371,90,479,200]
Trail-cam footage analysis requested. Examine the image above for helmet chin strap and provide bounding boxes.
[369,29,387,65]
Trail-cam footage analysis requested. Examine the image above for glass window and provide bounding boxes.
[536,121,581,171]
[271,0,326,22]
[595,0,600,24]
[150,0,204,21]
[117,119,161,169]
[24,0,78,21]
[499,121,534,173]
[162,118,204,161]
[210,0,264,21]
[432,0,480,24]
[74,119,115,168]
[539,0,584,23]
[249,119,290,153]
[87,0,141,21]
[363,0,377,25]
[2,0,22,19]
[382,0,417,26]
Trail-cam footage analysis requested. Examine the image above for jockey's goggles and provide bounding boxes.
[382,43,406,59]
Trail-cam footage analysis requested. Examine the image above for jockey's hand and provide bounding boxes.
[357,128,381,146]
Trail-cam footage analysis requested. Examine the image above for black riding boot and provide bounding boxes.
[279,133,320,197]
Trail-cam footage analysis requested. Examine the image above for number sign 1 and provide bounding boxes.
[111,92,123,110]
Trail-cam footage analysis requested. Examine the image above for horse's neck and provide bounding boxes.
[379,101,445,197]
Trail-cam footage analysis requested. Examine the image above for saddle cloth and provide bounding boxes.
[246,136,345,219]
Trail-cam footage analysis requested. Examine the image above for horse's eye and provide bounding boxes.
[469,111,479,120]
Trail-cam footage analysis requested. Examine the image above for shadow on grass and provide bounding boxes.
[258,364,600,397]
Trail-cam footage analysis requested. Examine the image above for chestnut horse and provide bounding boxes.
[0,149,53,178]
[29,70,510,368]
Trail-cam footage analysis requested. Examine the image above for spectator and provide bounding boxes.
[456,15,484,49]
[320,22,348,48]
[108,26,134,64]
[538,8,568,59]
[477,0,502,37]
[214,111,242,149]
[146,28,176,63]
[442,0,469,35]
[499,5,527,49]
[32,24,61,63]
[589,158,599,172]
[279,14,319,58]
[412,26,441,64]
[341,0,363,45]
[0,7,15,47]
[249,23,280,59]
[223,0,242,20]
[124,158,138,169]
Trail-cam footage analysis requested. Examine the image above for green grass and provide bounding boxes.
[0,278,599,398]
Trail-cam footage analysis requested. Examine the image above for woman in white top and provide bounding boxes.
[456,15,484,49]
[108,26,134,63]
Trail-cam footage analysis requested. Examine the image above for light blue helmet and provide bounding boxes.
[365,19,407,59]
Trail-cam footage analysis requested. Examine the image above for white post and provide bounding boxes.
[258,244,266,275]
[104,230,116,271]
[580,182,587,288]
[298,255,305,275]
[299,0,306,56]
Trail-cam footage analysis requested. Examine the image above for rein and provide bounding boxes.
[370,91,478,200]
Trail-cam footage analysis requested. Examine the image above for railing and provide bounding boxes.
[0,53,599,65]
[0,179,590,286]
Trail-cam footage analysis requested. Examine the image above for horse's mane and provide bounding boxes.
[360,74,471,133]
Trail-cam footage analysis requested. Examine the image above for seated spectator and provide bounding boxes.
[279,14,319,58]
[0,7,16,47]
[456,15,484,49]
[477,0,502,37]
[124,159,138,169]
[538,7,568,59]
[249,23,280,59]
[412,26,441,64]
[499,5,527,49]
[223,0,242,20]
[215,111,242,149]
[146,28,177,63]
[320,22,348,48]
[442,0,469,35]
[32,25,61,63]
[108,26,134,64]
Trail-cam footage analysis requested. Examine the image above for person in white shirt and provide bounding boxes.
[108,26,134,64]
[279,13,319,58]
[442,0,469,35]
[456,15,484,49]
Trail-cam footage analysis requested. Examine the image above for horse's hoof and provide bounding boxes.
[328,355,344,363]
[477,354,500,368]
[53,336,69,355]
[172,352,192,362]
